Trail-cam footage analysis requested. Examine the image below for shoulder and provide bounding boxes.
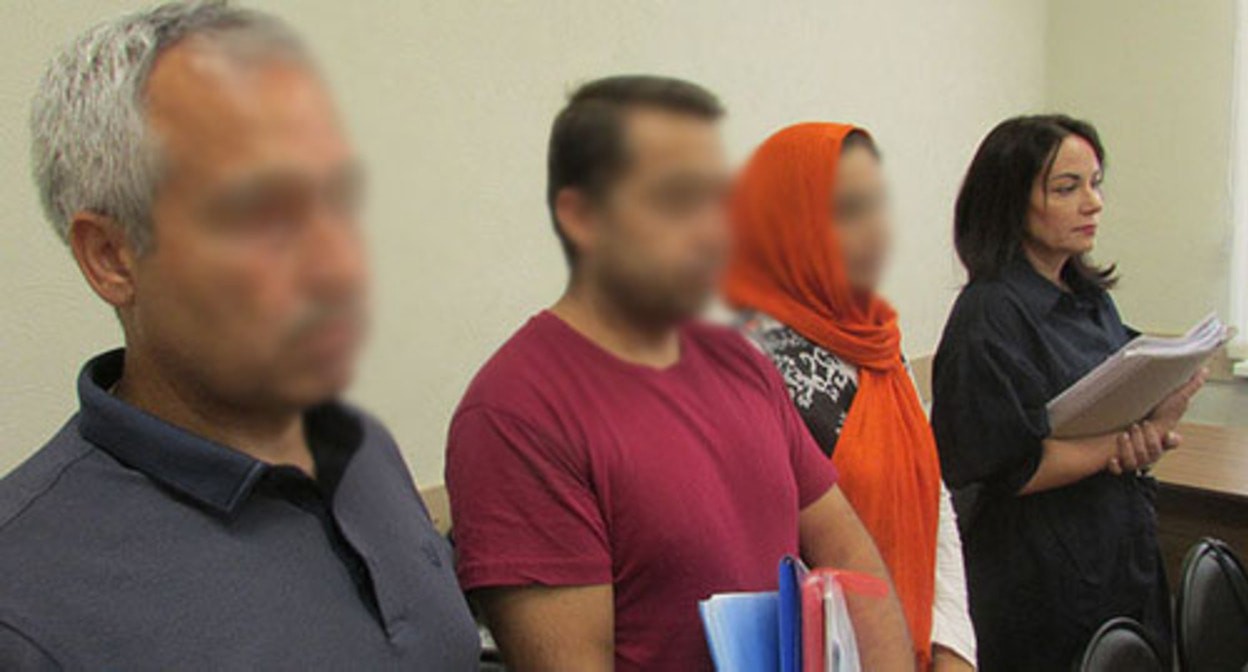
[947,277,1023,325]
[687,319,782,382]
[1093,285,1126,321]
[339,403,412,460]
[448,315,584,462]
[942,278,1034,347]
[331,403,420,481]
[0,418,95,535]
[683,320,798,408]
[455,314,567,417]
[0,419,122,641]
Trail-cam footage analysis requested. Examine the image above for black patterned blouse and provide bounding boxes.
[737,311,859,458]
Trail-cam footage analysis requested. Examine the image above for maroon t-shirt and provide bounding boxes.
[446,311,838,671]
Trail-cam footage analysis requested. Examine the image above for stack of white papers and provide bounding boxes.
[1047,313,1229,439]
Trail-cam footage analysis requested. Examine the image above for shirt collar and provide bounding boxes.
[1001,255,1097,315]
[77,349,361,518]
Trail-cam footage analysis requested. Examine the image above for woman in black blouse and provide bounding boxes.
[930,115,1207,671]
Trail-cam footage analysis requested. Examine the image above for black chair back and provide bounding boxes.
[1075,617,1165,672]
[1176,537,1248,672]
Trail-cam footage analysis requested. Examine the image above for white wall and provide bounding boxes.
[0,0,1046,485]
[1046,0,1238,336]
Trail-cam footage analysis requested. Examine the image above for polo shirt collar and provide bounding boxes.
[1002,254,1097,315]
[77,349,268,518]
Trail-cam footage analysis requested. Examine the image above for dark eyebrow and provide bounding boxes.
[1048,172,1082,183]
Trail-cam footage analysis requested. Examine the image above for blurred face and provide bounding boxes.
[1024,134,1104,262]
[131,39,367,412]
[832,142,890,294]
[582,108,730,325]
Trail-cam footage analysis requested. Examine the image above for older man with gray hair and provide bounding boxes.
[0,2,479,669]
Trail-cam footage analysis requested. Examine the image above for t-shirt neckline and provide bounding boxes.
[536,309,693,377]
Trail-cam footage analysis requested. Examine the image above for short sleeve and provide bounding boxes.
[764,359,839,508]
[931,330,1052,495]
[445,406,612,592]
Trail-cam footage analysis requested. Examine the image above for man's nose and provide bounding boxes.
[301,208,367,299]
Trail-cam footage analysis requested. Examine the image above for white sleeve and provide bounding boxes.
[930,481,977,666]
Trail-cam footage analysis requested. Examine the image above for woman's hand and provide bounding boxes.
[1107,421,1171,475]
[1149,368,1209,432]
[1026,368,1210,490]
[1106,369,1207,475]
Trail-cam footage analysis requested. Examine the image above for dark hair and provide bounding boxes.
[842,129,879,157]
[953,114,1116,288]
[546,75,724,261]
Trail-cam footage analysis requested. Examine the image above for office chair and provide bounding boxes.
[1176,537,1248,672]
[1074,617,1166,672]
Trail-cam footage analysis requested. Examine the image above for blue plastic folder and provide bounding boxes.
[699,591,780,672]
[778,555,808,672]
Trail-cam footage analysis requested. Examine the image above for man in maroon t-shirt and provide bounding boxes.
[446,76,912,671]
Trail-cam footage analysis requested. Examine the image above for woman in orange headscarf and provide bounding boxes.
[725,123,976,671]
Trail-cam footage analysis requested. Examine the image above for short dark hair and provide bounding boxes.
[546,75,724,262]
[954,113,1116,288]
[842,129,879,157]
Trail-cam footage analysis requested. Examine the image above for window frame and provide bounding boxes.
[1229,0,1248,367]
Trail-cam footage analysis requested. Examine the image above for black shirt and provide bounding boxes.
[931,258,1169,671]
[0,349,480,670]
[738,311,860,456]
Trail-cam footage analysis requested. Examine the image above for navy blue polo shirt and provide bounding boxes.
[0,350,480,670]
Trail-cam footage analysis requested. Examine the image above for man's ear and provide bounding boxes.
[554,187,596,260]
[67,212,140,309]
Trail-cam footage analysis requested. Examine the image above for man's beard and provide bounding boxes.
[596,262,710,330]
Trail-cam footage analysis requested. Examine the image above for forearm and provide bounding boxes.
[1018,434,1117,495]
[800,487,914,672]
[477,585,614,672]
[1019,371,1205,498]
[835,545,914,672]
[492,629,612,672]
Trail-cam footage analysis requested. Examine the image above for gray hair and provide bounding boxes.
[31,1,308,250]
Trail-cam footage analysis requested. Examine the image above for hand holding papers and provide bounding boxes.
[1047,314,1228,439]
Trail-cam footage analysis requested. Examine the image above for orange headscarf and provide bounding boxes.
[724,123,941,666]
